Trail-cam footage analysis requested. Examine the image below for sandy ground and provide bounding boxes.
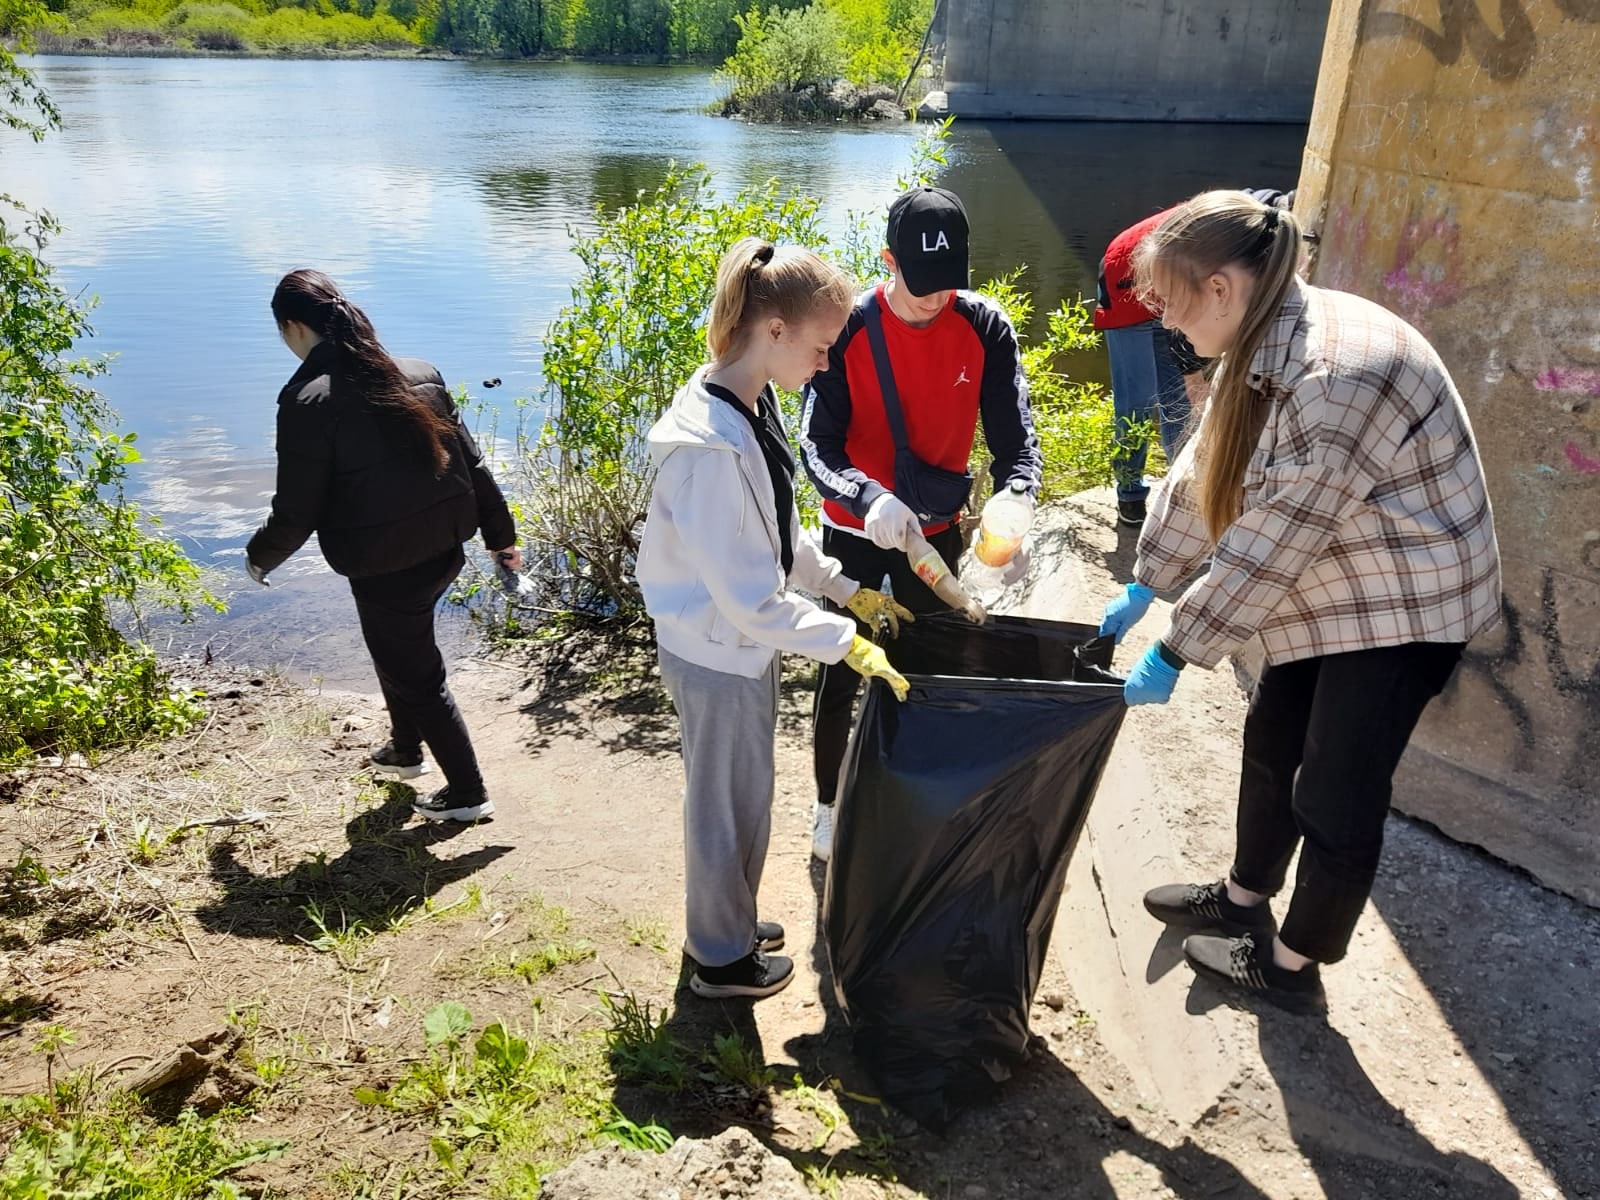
[2,492,1596,1198]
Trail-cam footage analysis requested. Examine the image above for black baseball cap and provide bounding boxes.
[886,186,970,296]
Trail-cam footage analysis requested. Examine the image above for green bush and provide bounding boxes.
[164,1,253,48]
[821,0,930,88]
[717,2,845,98]
[248,4,416,48]
[973,272,1123,504]
[522,165,831,616]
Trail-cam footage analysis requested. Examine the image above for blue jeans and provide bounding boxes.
[1106,320,1191,502]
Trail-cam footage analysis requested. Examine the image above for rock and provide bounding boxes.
[866,98,907,121]
[1042,992,1067,1011]
[540,1127,810,1200]
[915,89,948,120]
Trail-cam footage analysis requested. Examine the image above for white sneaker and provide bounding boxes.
[811,801,834,863]
[412,786,494,823]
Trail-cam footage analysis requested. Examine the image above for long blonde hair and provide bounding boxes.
[706,238,854,360]
[1133,191,1301,541]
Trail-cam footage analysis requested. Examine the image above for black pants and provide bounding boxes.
[812,524,964,808]
[349,547,483,795]
[1230,640,1464,964]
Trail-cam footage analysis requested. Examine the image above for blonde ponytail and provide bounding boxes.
[1133,191,1301,541]
[706,237,854,360]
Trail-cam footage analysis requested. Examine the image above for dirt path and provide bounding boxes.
[3,496,1597,1198]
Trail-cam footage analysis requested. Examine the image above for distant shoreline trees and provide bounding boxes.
[27,0,935,92]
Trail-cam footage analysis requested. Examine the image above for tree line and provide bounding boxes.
[30,0,932,62]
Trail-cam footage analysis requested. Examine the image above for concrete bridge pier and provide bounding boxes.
[944,0,1332,122]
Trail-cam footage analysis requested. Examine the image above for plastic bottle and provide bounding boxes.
[903,531,988,625]
[973,482,1034,568]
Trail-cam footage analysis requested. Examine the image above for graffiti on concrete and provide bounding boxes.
[1382,215,1462,314]
[1365,0,1536,81]
[1366,0,1600,81]
[1535,367,1600,396]
[1566,442,1600,474]
[1452,568,1599,788]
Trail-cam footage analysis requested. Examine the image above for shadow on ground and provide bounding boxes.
[194,783,513,942]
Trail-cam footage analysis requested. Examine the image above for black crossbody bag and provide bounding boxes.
[861,291,973,525]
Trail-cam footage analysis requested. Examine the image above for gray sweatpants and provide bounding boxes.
[658,645,780,969]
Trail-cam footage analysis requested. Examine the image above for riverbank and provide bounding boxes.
[2,491,1591,1198]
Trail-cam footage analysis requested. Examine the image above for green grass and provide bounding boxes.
[0,1083,286,1199]
[598,987,687,1091]
[355,1001,614,1198]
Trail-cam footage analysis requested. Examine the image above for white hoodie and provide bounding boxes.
[638,368,859,678]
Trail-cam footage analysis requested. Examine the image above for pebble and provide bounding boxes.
[1042,993,1066,1011]
[1114,1115,1132,1130]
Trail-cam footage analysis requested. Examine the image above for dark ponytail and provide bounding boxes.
[271,269,454,475]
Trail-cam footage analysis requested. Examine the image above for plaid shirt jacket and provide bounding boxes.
[1135,279,1502,671]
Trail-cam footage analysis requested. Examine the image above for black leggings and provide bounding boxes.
[349,547,483,794]
[1230,641,1465,963]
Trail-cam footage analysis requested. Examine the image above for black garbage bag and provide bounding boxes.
[822,612,1125,1130]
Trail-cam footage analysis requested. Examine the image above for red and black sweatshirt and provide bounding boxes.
[799,285,1041,535]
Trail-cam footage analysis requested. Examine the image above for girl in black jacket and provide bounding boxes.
[246,269,516,822]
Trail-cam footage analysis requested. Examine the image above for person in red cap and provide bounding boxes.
[798,185,1043,862]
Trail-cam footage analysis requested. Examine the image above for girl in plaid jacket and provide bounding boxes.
[1097,190,1501,1014]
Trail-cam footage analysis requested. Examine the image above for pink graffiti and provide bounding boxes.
[1382,216,1461,310]
[1565,442,1600,475]
[1536,368,1600,396]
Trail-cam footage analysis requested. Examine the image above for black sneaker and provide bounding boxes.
[755,921,784,953]
[1117,498,1147,528]
[690,951,794,1000]
[1183,931,1327,1015]
[412,785,494,823]
[369,741,428,781]
[1143,879,1276,936]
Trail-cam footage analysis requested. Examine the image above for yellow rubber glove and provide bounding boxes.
[846,587,917,639]
[844,634,911,702]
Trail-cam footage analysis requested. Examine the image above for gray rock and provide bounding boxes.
[540,1127,811,1200]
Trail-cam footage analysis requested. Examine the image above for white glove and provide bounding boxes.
[863,493,919,551]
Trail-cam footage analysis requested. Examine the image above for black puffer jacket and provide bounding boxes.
[246,343,516,579]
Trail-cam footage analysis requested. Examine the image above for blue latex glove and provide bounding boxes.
[1125,642,1181,706]
[1100,582,1155,644]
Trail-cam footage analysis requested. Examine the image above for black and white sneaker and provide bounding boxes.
[1117,498,1148,528]
[412,786,494,823]
[369,741,428,781]
[1183,932,1326,1015]
[755,921,784,953]
[690,951,794,1000]
[1143,879,1276,936]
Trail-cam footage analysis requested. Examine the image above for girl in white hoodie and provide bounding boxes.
[638,239,914,1000]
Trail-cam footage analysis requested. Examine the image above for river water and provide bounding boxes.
[5,56,1305,687]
